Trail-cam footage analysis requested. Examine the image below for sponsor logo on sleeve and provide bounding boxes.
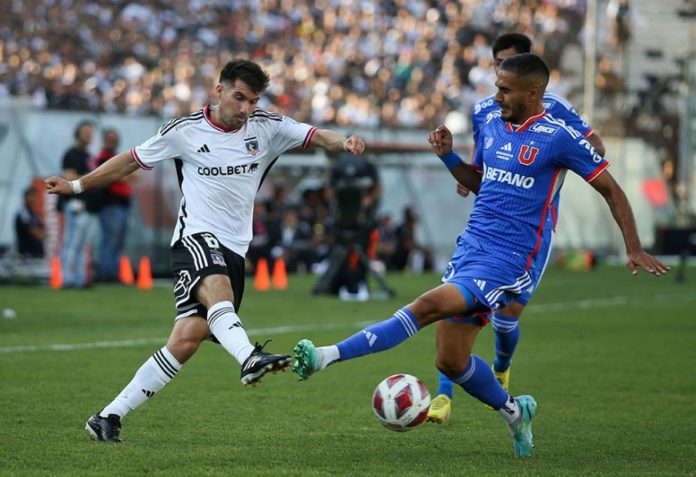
[529,123,559,135]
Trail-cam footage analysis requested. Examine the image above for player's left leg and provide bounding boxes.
[292,282,475,380]
[87,317,209,442]
[436,320,537,457]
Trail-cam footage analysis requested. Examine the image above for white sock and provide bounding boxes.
[207,301,255,365]
[100,346,182,419]
[497,395,521,425]
[317,345,340,369]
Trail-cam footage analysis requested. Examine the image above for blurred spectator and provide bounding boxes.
[376,213,398,271]
[596,56,624,101]
[274,207,315,273]
[392,206,433,273]
[94,129,135,282]
[15,186,46,258]
[247,202,272,274]
[607,0,633,53]
[58,121,100,288]
[2,0,587,129]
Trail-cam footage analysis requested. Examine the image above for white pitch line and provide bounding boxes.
[1,293,693,354]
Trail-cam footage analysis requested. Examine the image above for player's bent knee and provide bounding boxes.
[408,296,447,326]
[435,354,470,377]
[166,337,201,363]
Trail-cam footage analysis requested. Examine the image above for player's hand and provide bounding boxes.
[427,125,453,157]
[456,183,471,197]
[343,135,366,155]
[626,250,670,277]
[44,176,73,195]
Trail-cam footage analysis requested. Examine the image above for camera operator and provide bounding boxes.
[314,153,384,299]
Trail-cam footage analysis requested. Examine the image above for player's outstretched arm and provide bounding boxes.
[590,170,670,276]
[310,129,366,155]
[587,132,606,158]
[45,150,140,196]
[428,125,482,195]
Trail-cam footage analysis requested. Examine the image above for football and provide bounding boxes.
[372,374,431,432]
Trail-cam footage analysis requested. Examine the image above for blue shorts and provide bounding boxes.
[515,229,554,305]
[441,235,533,324]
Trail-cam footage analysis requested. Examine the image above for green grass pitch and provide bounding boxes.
[1,266,695,476]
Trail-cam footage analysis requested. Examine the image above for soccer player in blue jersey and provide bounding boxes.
[292,53,668,457]
[427,32,607,424]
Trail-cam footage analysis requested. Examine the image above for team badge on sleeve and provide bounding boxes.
[244,137,259,156]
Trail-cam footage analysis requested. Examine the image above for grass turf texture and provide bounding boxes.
[0,266,694,476]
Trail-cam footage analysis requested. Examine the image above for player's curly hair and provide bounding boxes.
[219,60,270,94]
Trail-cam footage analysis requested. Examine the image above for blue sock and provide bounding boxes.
[451,355,508,409]
[337,308,420,361]
[492,314,520,373]
[435,371,454,399]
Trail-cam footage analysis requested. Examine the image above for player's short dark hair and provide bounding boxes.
[73,120,94,140]
[219,60,270,94]
[492,33,533,57]
[499,53,550,86]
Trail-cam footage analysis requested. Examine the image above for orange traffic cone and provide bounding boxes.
[254,258,270,291]
[50,257,62,289]
[137,256,153,290]
[272,257,288,290]
[119,256,134,285]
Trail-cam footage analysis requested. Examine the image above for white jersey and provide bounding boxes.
[131,105,317,256]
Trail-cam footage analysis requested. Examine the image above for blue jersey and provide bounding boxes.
[472,92,592,146]
[464,111,608,270]
[472,92,593,229]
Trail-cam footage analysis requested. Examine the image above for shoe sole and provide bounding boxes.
[85,420,100,440]
[292,339,319,381]
[241,356,292,386]
[513,396,537,457]
[426,414,450,424]
[84,417,122,443]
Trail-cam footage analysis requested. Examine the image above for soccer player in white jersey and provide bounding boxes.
[427,33,608,424]
[292,54,668,457]
[45,59,366,443]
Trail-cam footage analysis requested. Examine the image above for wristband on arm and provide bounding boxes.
[69,179,84,195]
[438,151,462,170]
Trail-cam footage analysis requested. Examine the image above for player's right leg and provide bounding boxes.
[292,282,476,380]
[427,312,492,423]
[86,318,208,443]
[436,319,537,457]
[182,233,291,386]
[491,301,524,391]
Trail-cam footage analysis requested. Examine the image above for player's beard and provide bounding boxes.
[220,111,247,130]
[500,103,523,124]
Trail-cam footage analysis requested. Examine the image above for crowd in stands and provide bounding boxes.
[2,0,592,128]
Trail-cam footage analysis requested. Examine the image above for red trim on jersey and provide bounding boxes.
[513,110,547,133]
[550,203,558,230]
[526,168,561,270]
[584,128,594,138]
[505,122,514,132]
[204,105,239,133]
[586,162,609,182]
[130,148,152,170]
[302,127,318,148]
